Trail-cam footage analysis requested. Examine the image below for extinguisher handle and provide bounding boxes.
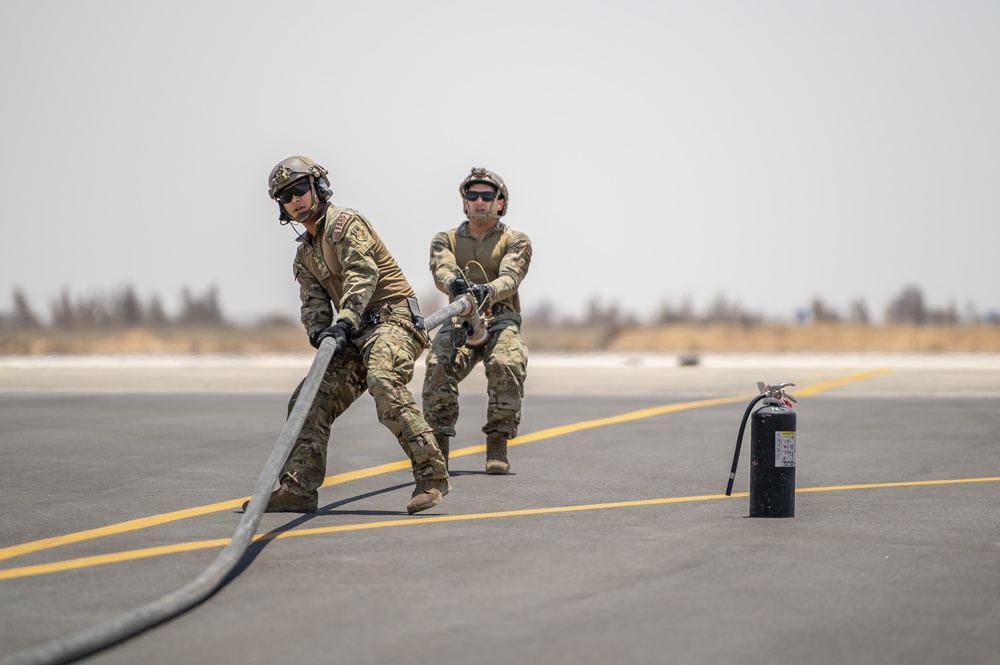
[760,382,796,406]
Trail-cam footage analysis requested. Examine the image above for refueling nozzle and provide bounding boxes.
[460,308,490,348]
[440,293,490,349]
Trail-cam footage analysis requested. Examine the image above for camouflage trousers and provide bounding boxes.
[422,320,528,440]
[280,314,447,497]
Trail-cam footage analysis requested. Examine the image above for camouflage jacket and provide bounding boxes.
[293,204,415,337]
[429,221,532,316]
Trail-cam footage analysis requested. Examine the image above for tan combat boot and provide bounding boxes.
[242,488,318,513]
[485,432,510,475]
[407,476,451,514]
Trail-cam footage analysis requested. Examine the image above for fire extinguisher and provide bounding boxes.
[725,382,797,517]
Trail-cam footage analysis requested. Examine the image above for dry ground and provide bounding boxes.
[605,323,1000,353]
[2,323,1000,355]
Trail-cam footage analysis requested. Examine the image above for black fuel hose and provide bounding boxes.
[1,337,341,665]
[1,295,477,665]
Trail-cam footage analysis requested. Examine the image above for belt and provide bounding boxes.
[361,298,408,328]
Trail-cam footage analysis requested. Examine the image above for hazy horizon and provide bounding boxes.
[2,2,998,325]
[1,279,987,327]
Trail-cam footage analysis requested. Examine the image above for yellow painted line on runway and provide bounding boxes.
[443,394,748,460]
[0,539,233,581]
[2,475,997,582]
[796,477,1000,492]
[316,394,768,479]
[795,368,893,396]
[0,369,889,564]
[0,501,247,564]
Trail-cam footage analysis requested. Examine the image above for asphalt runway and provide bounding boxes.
[1,353,999,665]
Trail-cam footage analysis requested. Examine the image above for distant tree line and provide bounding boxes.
[0,285,228,330]
[523,284,998,329]
[1,283,996,332]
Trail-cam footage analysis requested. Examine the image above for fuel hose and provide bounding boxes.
[2,296,474,665]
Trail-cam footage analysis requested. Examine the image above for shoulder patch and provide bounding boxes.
[332,211,351,236]
[350,225,370,244]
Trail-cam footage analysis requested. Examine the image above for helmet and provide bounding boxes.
[267,156,331,200]
[459,167,508,217]
[267,156,332,224]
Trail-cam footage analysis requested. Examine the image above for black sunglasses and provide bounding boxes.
[277,180,312,204]
[464,189,497,202]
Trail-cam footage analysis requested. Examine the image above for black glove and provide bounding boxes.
[314,320,354,351]
[308,329,324,349]
[447,278,470,296]
[469,283,493,307]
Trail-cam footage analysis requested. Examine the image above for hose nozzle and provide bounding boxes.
[438,293,490,349]
[457,307,490,348]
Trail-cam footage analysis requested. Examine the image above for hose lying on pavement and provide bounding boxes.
[1,295,476,665]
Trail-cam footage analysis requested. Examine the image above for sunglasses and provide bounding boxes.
[464,189,497,202]
[277,180,312,204]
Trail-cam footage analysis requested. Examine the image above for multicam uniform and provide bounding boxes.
[422,220,532,442]
[281,203,447,498]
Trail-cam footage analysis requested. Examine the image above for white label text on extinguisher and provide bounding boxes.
[775,431,796,467]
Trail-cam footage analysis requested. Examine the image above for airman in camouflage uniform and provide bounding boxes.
[247,156,449,515]
[422,168,532,474]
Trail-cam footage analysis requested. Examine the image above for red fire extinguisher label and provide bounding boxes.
[775,431,796,467]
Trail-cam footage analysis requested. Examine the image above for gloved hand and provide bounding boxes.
[447,277,470,297]
[308,329,324,349]
[469,283,493,307]
[314,320,354,351]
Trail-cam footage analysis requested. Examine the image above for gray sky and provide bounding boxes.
[1,0,998,325]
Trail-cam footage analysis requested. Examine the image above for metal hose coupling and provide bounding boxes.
[432,293,490,349]
[451,293,491,348]
[458,307,490,348]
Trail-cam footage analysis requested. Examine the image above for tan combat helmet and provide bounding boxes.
[267,156,332,223]
[459,167,508,217]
